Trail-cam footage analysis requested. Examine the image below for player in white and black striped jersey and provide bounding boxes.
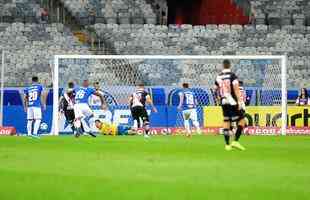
[214,60,246,151]
[59,82,77,135]
[129,83,157,138]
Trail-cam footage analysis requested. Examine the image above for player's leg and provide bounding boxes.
[32,107,42,138]
[222,105,232,150]
[73,104,84,137]
[141,107,150,137]
[131,107,141,131]
[190,109,201,135]
[65,110,76,135]
[26,107,34,136]
[182,110,191,136]
[81,104,96,137]
[231,110,246,151]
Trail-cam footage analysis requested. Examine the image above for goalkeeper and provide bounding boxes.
[95,120,133,136]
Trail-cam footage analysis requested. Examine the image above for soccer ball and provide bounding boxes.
[40,123,48,131]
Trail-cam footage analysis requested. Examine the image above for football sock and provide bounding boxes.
[74,119,83,135]
[33,119,41,135]
[223,128,230,145]
[235,125,243,141]
[144,122,150,135]
[193,120,201,133]
[27,120,33,135]
[184,120,191,133]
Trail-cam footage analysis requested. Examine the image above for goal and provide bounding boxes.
[52,55,287,136]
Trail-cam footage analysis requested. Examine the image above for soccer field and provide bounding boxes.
[0,135,309,200]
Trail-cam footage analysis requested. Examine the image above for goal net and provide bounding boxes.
[52,55,287,136]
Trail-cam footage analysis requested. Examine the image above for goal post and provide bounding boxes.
[52,55,287,136]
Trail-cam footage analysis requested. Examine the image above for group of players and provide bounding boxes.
[23,59,246,150]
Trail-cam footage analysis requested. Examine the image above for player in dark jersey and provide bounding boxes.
[128,83,157,138]
[214,60,246,151]
[59,82,77,135]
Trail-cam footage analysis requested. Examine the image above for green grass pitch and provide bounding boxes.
[0,135,309,200]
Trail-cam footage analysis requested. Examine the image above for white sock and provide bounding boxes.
[132,120,138,131]
[74,119,81,128]
[193,121,201,133]
[33,119,41,135]
[27,120,33,135]
[184,120,191,134]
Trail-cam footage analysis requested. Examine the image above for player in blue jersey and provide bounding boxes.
[23,76,46,138]
[177,83,201,137]
[73,80,106,137]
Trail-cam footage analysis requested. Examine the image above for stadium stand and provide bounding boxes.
[60,0,156,24]
[1,22,91,86]
[0,0,310,89]
[248,0,309,26]
[90,23,310,88]
[0,0,41,23]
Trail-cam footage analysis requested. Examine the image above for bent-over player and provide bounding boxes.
[74,80,106,137]
[129,83,157,138]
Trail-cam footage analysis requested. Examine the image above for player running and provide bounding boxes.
[59,82,77,135]
[74,80,106,137]
[128,83,157,138]
[177,83,201,137]
[23,76,46,138]
[214,60,246,151]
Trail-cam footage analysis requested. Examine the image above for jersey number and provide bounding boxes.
[76,90,86,99]
[219,80,231,96]
[29,91,38,101]
[185,93,194,105]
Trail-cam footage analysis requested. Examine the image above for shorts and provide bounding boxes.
[27,107,42,120]
[182,109,198,121]
[221,105,240,122]
[131,106,149,123]
[74,103,93,119]
[64,109,75,124]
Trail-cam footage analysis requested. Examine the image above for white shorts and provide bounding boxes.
[182,109,198,121]
[74,103,93,119]
[27,107,42,120]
